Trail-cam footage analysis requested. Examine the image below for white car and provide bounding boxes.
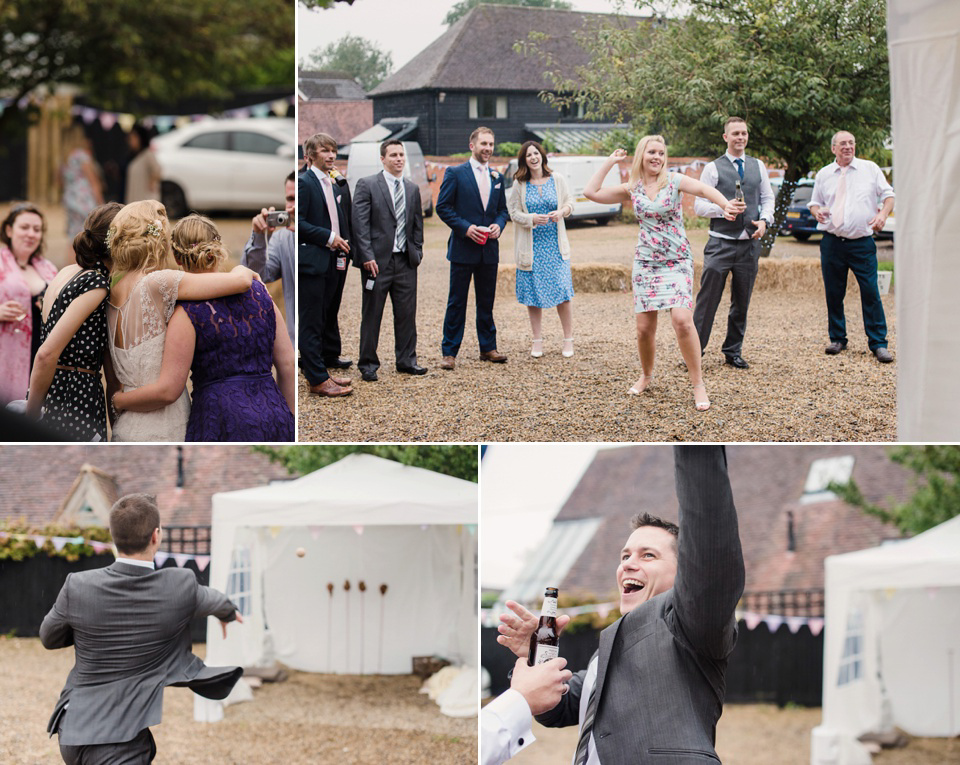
[152,118,295,217]
[503,156,622,224]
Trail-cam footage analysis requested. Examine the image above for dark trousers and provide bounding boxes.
[322,259,348,363]
[693,236,760,357]
[60,728,156,765]
[820,232,887,350]
[298,271,329,386]
[359,252,419,375]
[441,260,499,357]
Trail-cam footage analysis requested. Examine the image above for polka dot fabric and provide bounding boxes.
[515,176,574,308]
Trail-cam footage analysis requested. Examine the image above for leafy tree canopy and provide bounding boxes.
[299,0,356,8]
[445,0,573,26]
[255,445,479,483]
[522,0,890,254]
[830,446,960,535]
[1,0,294,113]
[301,34,393,92]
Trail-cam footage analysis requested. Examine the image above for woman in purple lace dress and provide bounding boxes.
[113,214,295,441]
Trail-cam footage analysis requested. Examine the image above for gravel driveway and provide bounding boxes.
[298,218,896,442]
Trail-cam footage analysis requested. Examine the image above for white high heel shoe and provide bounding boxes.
[562,337,574,358]
[628,373,654,395]
[531,338,543,358]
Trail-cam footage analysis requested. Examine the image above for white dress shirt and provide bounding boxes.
[694,152,775,240]
[311,165,338,247]
[809,157,894,239]
[115,556,156,569]
[470,156,491,206]
[382,169,406,253]
[481,689,535,765]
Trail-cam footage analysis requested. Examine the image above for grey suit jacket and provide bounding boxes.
[242,227,295,347]
[351,173,424,269]
[537,446,745,764]
[41,561,242,746]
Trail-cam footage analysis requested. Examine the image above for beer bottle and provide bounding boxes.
[527,587,560,666]
[735,179,745,203]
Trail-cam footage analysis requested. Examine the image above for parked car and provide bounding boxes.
[152,118,295,217]
[345,141,435,217]
[502,155,622,224]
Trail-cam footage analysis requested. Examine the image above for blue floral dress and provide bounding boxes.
[629,173,693,312]
[515,176,574,308]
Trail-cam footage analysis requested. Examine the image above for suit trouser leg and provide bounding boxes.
[322,262,348,364]
[692,236,732,353]
[722,239,761,358]
[846,236,888,350]
[390,255,419,367]
[60,728,156,765]
[442,262,474,357]
[358,262,392,376]
[298,272,330,386]
[474,260,500,353]
[820,233,850,345]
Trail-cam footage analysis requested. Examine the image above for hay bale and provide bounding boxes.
[497,256,833,295]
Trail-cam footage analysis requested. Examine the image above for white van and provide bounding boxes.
[345,141,435,217]
[503,155,622,224]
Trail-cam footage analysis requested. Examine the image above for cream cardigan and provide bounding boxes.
[507,172,574,271]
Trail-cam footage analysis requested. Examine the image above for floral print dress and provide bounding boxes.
[629,173,693,312]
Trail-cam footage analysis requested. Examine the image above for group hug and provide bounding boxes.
[300,118,894,412]
[0,195,296,442]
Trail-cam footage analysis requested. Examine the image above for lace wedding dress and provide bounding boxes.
[108,270,190,441]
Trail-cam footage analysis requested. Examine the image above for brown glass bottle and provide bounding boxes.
[734,179,745,202]
[527,587,560,666]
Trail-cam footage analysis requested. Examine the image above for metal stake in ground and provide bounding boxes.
[326,582,334,671]
[358,581,367,674]
[344,579,351,671]
[379,583,388,673]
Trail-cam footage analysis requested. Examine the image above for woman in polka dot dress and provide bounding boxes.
[26,203,122,440]
[584,137,745,411]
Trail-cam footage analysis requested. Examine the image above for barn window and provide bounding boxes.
[469,95,508,120]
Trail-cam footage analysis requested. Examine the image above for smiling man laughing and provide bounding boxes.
[497,446,744,764]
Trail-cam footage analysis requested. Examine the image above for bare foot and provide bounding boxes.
[628,373,654,395]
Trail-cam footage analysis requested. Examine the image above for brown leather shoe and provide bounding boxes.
[330,375,352,386]
[440,356,456,370]
[309,379,353,397]
[479,349,507,363]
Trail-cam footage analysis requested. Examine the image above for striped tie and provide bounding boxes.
[393,178,406,252]
[573,683,598,765]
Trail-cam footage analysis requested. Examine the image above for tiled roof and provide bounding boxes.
[0,446,294,529]
[298,70,368,101]
[370,5,645,96]
[298,101,374,147]
[555,445,909,600]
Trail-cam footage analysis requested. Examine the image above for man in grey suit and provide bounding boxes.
[497,446,744,764]
[352,139,426,381]
[41,493,244,764]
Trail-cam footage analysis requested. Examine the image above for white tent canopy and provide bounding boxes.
[889,0,960,438]
[812,514,960,764]
[196,454,478,721]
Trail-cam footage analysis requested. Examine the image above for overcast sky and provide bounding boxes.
[298,0,631,72]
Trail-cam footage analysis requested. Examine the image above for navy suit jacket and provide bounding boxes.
[436,161,509,265]
[298,167,352,277]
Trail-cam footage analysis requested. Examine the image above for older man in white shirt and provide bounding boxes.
[809,130,895,362]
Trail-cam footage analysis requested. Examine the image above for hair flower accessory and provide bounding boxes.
[146,220,163,238]
[104,226,117,248]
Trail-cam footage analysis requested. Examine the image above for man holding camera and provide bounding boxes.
[243,171,296,347]
[351,139,426,382]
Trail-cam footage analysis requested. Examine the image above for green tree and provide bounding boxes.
[301,34,393,92]
[299,0,357,8]
[1,0,293,110]
[830,446,960,535]
[445,0,573,26]
[255,445,479,483]
[523,0,890,255]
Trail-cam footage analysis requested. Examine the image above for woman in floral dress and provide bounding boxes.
[584,136,744,411]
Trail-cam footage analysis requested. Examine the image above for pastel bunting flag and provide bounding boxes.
[154,551,170,567]
[99,112,117,131]
[808,618,825,637]
[173,553,191,568]
[195,555,211,572]
[32,535,47,548]
[785,616,806,634]
[352,525,364,535]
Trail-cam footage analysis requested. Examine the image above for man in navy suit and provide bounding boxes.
[437,126,510,370]
[298,132,354,397]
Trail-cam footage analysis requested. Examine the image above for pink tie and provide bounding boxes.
[321,175,341,238]
[831,166,848,229]
[477,165,490,209]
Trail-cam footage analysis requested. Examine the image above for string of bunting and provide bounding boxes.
[0,531,210,571]
[0,95,294,133]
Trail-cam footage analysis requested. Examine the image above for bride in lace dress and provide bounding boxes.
[106,200,257,441]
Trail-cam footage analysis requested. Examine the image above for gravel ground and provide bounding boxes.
[500,703,957,765]
[298,217,896,442]
[0,637,476,764]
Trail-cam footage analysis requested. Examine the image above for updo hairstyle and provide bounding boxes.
[171,214,228,273]
[74,202,123,270]
[108,199,173,274]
